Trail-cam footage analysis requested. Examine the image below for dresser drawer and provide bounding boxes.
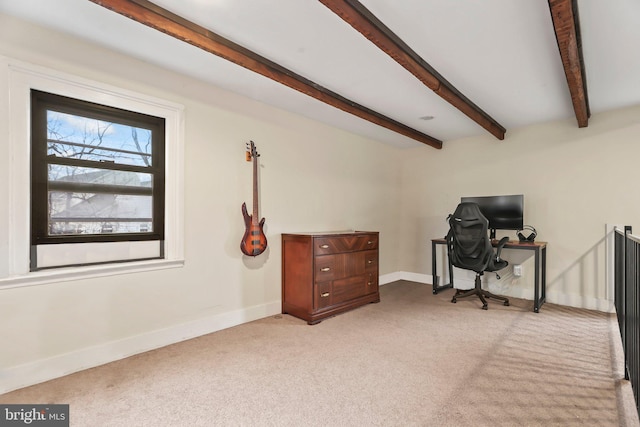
[314,237,345,255]
[314,234,378,256]
[341,249,378,277]
[363,250,378,273]
[364,272,378,295]
[315,254,342,282]
[315,282,332,310]
[359,235,379,251]
[332,275,369,305]
[314,275,368,309]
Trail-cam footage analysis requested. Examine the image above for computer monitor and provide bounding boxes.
[460,194,524,239]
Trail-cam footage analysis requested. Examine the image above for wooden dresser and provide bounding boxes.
[281,231,379,324]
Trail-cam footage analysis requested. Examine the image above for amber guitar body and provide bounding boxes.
[240,141,268,256]
[241,203,267,256]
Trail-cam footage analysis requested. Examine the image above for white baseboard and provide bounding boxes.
[545,291,615,313]
[2,271,615,394]
[384,271,615,313]
[0,300,282,394]
[5,277,421,394]
[380,271,431,285]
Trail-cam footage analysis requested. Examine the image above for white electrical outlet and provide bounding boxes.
[513,264,523,277]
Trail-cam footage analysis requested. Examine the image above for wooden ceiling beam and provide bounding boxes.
[319,0,506,140]
[88,0,442,149]
[548,0,590,127]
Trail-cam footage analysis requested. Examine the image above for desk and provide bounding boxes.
[431,238,547,313]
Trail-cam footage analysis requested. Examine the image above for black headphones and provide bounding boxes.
[517,225,537,242]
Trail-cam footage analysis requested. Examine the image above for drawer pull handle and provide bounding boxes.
[367,241,374,245]
[367,260,374,264]
[320,267,331,272]
[320,292,330,298]
[319,244,329,249]
[367,282,374,286]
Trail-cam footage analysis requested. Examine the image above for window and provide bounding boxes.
[1,58,183,284]
[30,90,166,270]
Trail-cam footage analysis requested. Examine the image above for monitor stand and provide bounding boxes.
[490,228,497,240]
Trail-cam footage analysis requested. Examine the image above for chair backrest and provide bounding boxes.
[446,202,493,273]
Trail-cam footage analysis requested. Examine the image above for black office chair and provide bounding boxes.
[446,202,510,310]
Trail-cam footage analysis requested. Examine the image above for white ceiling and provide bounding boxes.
[1,0,639,148]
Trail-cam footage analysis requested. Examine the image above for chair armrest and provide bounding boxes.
[495,236,509,261]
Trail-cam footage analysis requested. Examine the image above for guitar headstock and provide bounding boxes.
[245,140,260,161]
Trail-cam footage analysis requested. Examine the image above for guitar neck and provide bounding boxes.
[252,154,259,222]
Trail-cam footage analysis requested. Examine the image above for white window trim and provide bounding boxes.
[0,56,185,288]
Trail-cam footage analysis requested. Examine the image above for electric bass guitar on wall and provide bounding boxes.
[240,141,268,257]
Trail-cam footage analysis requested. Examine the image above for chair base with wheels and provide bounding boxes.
[451,272,510,310]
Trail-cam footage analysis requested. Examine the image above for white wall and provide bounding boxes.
[398,105,640,311]
[0,14,402,392]
[2,11,640,394]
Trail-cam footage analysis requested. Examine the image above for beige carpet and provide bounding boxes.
[2,280,639,426]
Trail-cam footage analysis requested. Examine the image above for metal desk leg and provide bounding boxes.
[448,252,454,291]
[533,246,548,313]
[534,248,540,313]
[432,240,454,294]
[540,246,547,309]
[432,241,439,294]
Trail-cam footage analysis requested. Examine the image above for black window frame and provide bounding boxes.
[30,89,166,246]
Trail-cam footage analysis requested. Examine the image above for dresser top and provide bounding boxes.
[282,230,378,237]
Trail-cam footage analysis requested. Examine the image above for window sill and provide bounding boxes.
[0,259,185,290]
